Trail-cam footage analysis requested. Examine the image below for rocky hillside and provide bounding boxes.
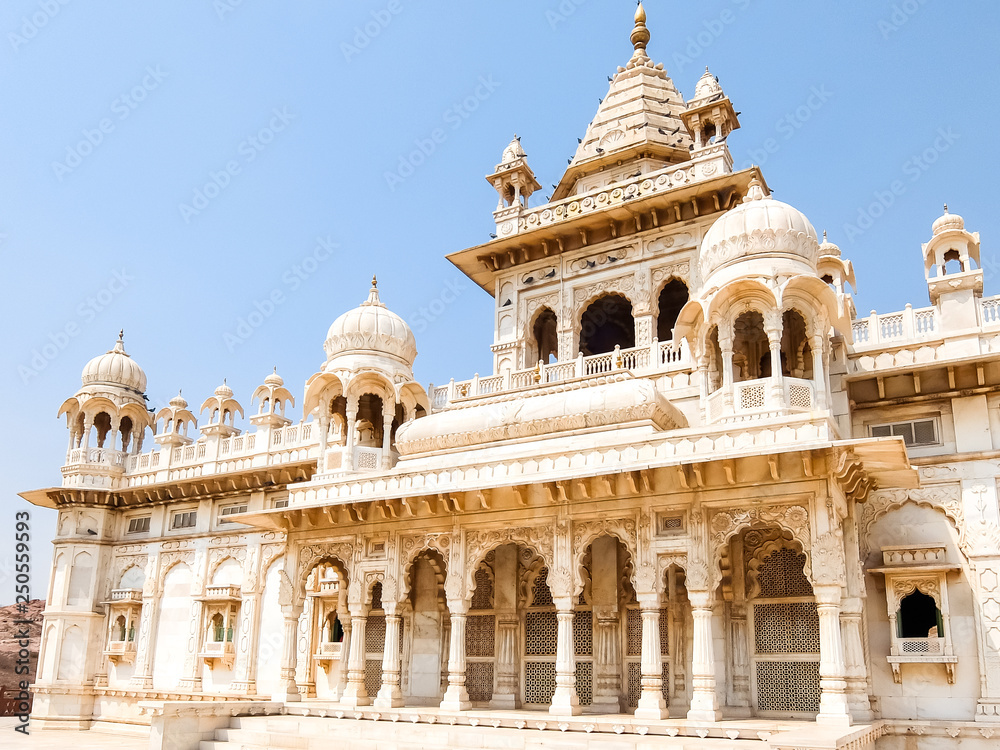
[0,600,43,692]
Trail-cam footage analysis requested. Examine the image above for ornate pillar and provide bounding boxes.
[128,595,158,689]
[231,590,261,695]
[765,318,784,408]
[591,607,621,712]
[276,607,303,702]
[811,333,828,410]
[333,599,352,701]
[345,396,358,471]
[81,414,94,451]
[375,603,403,708]
[340,603,370,707]
[687,590,722,722]
[317,413,329,473]
[548,564,581,716]
[440,599,471,711]
[971,556,1000,722]
[729,602,751,708]
[177,599,204,691]
[634,593,668,720]
[493,613,519,708]
[381,406,394,470]
[814,584,851,725]
[841,597,872,720]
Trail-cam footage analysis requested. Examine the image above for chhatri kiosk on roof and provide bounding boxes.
[25,3,1000,744]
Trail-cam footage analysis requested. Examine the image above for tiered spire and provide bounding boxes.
[551,3,693,201]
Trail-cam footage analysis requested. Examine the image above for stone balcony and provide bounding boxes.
[430,339,693,411]
[705,377,817,425]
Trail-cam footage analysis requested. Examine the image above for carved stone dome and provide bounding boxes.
[932,205,965,236]
[700,178,820,285]
[501,135,526,165]
[693,67,723,102]
[81,332,147,394]
[324,278,417,367]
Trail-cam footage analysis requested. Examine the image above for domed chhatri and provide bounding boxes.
[324,276,417,368]
[501,134,526,165]
[692,66,723,103]
[932,204,965,236]
[700,177,820,284]
[80,331,147,395]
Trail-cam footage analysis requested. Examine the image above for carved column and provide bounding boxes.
[765,318,784,408]
[177,599,204,691]
[381,407,394,470]
[81,414,94,451]
[276,607,303,702]
[687,590,722,721]
[344,396,358,471]
[729,602,750,708]
[230,592,260,694]
[440,599,471,711]
[634,593,668,720]
[375,603,403,708]
[332,596,352,701]
[493,613,519,708]
[841,598,872,720]
[340,603,369,707]
[550,600,581,715]
[971,556,1000,722]
[719,324,735,412]
[128,595,158,689]
[814,584,851,725]
[811,334,828,410]
[591,607,620,712]
[317,413,329,473]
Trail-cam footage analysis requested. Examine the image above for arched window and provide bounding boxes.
[211,613,225,642]
[114,615,127,642]
[579,294,635,356]
[656,279,689,341]
[733,311,767,382]
[532,308,558,364]
[898,591,942,639]
[943,249,962,276]
[781,310,813,379]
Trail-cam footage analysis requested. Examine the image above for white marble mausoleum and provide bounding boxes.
[21,6,1000,749]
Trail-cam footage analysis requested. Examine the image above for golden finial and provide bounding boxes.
[371,274,378,288]
[631,2,650,52]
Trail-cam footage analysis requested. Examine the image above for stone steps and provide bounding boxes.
[200,714,770,750]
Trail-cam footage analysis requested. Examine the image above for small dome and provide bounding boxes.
[932,205,965,236]
[81,332,147,394]
[214,380,233,400]
[700,177,820,281]
[501,135,526,165]
[264,368,284,387]
[819,231,841,258]
[169,391,188,409]
[693,67,723,101]
[325,277,417,366]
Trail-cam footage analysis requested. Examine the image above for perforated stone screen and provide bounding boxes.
[466,661,494,702]
[532,568,554,608]
[754,602,820,654]
[575,661,593,706]
[574,610,593,656]
[471,568,494,611]
[364,659,382,697]
[627,661,641,707]
[466,614,496,658]
[626,607,642,656]
[756,661,821,713]
[758,547,813,599]
[365,614,386,653]
[659,607,669,655]
[524,662,556,705]
[525,611,558,656]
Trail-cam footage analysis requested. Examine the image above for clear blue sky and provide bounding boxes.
[1,1,998,603]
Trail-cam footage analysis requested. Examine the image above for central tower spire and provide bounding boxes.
[631,2,650,59]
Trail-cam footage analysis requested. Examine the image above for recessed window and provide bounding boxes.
[171,511,197,530]
[126,516,150,535]
[898,590,942,639]
[871,419,937,447]
[218,505,248,524]
[272,498,289,509]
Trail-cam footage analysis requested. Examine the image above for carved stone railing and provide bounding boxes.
[430,339,692,410]
[851,303,938,350]
[109,589,143,604]
[66,447,127,469]
[705,377,816,424]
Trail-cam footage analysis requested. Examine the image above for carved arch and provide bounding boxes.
[860,488,965,557]
[571,519,639,598]
[464,526,554,603]
[708,505,811,592]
